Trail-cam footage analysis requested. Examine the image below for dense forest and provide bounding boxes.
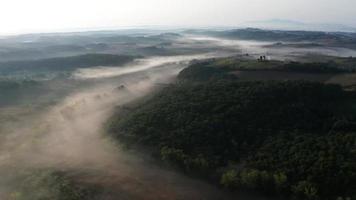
[185,56,356,74]
[107,61,356,200]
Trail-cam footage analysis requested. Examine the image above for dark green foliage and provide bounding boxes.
[177,64,236,81]
[189,56,356,74]
[110,80,345,145]
[280,61,351,73]
[248,133,356,199]
[108,76,356,199]
[107,59,356,199]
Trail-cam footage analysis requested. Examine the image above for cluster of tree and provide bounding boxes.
[219,131,356,199]
[108,67,356,199]
[188,57,356,74]
[177,64,236,81]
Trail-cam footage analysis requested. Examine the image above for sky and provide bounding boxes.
[0,0,356,35]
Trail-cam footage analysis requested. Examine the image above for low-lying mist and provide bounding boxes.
[72,54,218,80]
[0,54,253,200]
[3,33,352,199]
[184,35,356,60]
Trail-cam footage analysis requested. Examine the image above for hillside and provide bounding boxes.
[107,61,356,200]
[186,28,356,49]
[0,54,137,73]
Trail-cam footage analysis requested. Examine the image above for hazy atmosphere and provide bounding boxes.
[1,0,356,34]
[0,1,356,200]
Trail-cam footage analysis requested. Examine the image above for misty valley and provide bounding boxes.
[0,28,355,200]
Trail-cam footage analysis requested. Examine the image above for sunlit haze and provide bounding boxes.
[1,0,356,35]
[0,0,356,199]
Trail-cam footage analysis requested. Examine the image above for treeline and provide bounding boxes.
[0,54,137,73]
[108,67,356,199]
[0,79,43,106]
[177,64,236,81]
[186,28,356,49]
[279,61,355,73]
[186,57,356,74]
[219,28,349,42]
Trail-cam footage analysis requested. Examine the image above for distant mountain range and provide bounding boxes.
[243,19,356,32]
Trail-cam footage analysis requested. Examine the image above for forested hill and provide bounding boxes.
[107,61,356,200]
[219,28,356,41]
[185,28,356,49]
[0,54,138,73]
